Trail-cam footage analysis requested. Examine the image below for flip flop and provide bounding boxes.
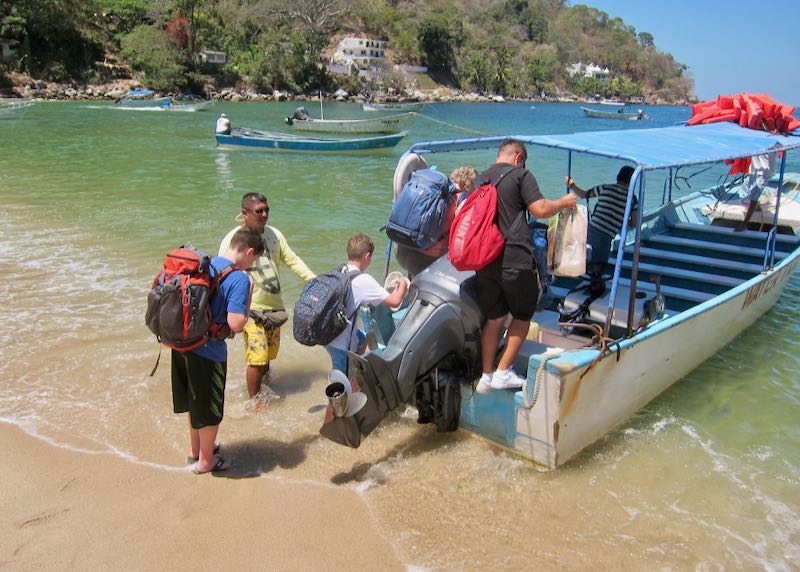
[192,455,230,475]
[186,443,221,464]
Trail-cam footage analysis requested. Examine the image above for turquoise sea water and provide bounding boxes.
[1,101,799,569]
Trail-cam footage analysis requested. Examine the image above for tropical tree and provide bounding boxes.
[120,23,188,89]
[491,46,511,94]
[524,45,560,90]
[0,0,104,78]
[461,50,489,93]
[417,13,456,78]
[637,31,654,48]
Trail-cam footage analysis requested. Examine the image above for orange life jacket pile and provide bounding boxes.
[688,93,799,174]
[688,93,799,132]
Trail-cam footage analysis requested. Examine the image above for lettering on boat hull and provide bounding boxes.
[741,257,800,310]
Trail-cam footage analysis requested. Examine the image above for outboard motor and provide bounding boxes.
[320,257,484,448]
[284,106,311,125]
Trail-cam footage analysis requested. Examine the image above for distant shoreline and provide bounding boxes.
[2,78,693,107]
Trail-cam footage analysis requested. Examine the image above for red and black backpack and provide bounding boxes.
[145,244,237,352]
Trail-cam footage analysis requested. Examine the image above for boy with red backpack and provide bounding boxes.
[473,139,576,394]
[171,226,264,474]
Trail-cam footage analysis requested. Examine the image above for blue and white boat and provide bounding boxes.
[215,127,406,154]
[319,122,800,470]
[581,105,646,120]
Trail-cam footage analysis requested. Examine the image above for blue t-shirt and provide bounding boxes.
[192,256,250,362]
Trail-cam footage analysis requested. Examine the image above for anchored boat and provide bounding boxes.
[581,105,646,120]
[285,106,413,134]
[319,122,800,470]
[362,100,425,112]
[215,127,406,154]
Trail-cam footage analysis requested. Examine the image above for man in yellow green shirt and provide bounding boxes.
[219,193,316,398]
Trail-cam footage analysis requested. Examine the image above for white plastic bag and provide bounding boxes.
[547,205,587,277]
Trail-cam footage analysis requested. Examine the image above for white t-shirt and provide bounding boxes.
[215,116,231,134]
[328,264,389,351]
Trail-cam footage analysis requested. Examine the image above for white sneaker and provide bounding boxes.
[491,368,526,390]
[475,373,493,394]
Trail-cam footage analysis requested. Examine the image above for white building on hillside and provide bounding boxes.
[566,61,610,81]
[194,50,227,67]
[332,37,388,71]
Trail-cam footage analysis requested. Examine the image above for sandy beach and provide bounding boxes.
[0,422,404,570]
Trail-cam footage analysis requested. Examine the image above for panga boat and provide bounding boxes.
[115,90,213,111]
[362,100,425,112]
[215,127,406,153]
[581,105,646,120]
[319,122,800,470]
[285,106,413,134]
[0,97,34,119]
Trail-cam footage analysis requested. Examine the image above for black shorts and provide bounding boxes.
[171,350,227,429]
[477,262,541,321]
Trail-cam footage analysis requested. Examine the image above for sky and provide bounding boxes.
[575,0,800,106]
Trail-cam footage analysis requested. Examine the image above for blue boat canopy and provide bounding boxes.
[528,123,800,170]
[125,89,154,96]
[408,123,800,171]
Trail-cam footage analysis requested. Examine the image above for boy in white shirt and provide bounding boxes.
[325,234,408,376]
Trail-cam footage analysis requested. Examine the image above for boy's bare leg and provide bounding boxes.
[481,316,506,373]
[195,424,221,473]
[497,318,530,371]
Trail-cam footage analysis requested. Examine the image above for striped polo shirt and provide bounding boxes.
[587,182,637,239]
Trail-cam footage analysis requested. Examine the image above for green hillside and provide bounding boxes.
[0,0,693,101]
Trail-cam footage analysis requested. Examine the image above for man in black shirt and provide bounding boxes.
[476,139,577,394]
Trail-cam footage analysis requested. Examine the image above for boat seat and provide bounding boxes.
[615,277,714,305]
[549,279,713,307]
[645,234,787,261]
[667,221,800,249]
[628,246,764,276]
[619,260,745,289]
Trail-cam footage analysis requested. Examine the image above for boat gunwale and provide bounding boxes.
[538,242,800,375]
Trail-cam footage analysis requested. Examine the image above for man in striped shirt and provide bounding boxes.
[566,165,637,274]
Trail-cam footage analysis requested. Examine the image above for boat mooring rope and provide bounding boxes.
[412,112,492,136]
[563,322,619,381]
[525,353,553,409]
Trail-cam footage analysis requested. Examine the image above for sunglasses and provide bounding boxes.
[248,207,270,216]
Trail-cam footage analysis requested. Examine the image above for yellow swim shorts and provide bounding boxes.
[243,320,281,366]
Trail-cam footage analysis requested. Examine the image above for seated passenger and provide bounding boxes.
[215,113,231,135]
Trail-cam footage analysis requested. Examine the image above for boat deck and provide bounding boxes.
[551,219,799,315]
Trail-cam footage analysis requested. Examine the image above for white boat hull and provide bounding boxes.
[508,252,800,469]
[581,106,644,120]
[362,101,424,112]
[289,112,413,134]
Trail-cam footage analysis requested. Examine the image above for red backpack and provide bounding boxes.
[145,244,237,352]
[448,167,517,271]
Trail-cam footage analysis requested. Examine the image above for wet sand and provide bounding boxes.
[0,422,404,570]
